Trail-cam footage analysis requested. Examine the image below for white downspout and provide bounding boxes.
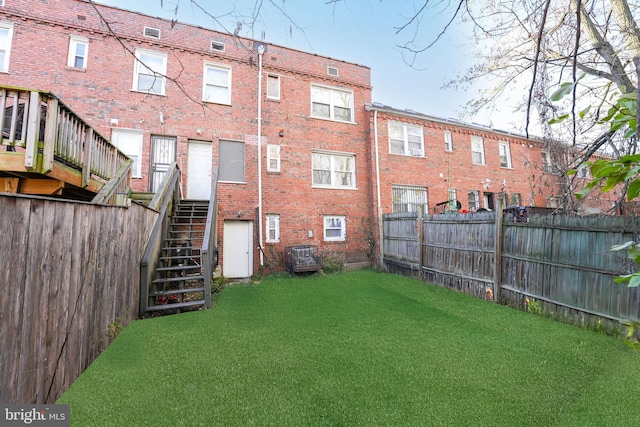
[257,45,265,266]
[374,109,383,267]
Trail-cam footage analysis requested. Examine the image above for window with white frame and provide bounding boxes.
[310,84,353,123]
[0,1,5,7]
[471,136,485,165]
[67,36,89,69]
[267,144,280,172]
[132,49,167,95]
[444,130,453,152]
[219,139,245,183]
[324,215,346,241]
[468,190,480,211]
[0,22,13,73]
[267,74,280,100]
[448,188,459,210]
[499,142,512,168]
[388,121,424,156]
[510,193,521,206]
[392,184,428,214]
[266,214,280,243]
[312,151,355,189]
[203,62,231,104]
[111,129,143,178]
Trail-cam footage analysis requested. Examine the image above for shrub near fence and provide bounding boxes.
[0,194,158,404]
[382,211,640,332]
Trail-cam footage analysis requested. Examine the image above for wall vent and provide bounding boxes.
[327,66,339,77]
[210,41,225,52]
[144,27,161,39]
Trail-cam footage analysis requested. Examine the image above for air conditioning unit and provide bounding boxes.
[408,149,422,157]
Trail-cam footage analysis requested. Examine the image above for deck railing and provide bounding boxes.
[1,86,130,195]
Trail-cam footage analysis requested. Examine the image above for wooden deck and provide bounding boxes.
[0,85,130,203]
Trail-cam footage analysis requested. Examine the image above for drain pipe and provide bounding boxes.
[373,109,383,267]
[257,44,265,266]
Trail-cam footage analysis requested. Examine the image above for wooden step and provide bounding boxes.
[156,264,202,273]
[146,300,205,312]
[158,254,202,262]
[151,287,206,296]
[152,275,205,285]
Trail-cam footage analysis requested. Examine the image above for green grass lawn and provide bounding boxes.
[58,269,640,426]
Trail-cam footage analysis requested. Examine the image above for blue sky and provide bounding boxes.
[96,0,523,131]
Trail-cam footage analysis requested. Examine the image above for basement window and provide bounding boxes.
[144,27,161,39]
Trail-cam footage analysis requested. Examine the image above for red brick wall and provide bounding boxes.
[1,0,373,274]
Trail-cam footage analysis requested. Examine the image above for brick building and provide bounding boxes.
[0,0,602,278]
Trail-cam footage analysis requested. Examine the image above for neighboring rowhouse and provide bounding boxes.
[1,0,606,277]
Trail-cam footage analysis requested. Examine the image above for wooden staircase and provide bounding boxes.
[146,200,212,314]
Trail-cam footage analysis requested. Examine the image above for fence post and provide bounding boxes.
[418,207,424,274]
[494,206,504,303]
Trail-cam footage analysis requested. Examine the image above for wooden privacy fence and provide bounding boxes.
[0,194,158,404]
[383,211,640,326]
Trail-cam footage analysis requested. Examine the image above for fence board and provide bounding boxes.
[0,194,158,404]
[383,211,640,326]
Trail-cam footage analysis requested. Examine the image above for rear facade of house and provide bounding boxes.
[1,0,600,277]
[0,0,374,277]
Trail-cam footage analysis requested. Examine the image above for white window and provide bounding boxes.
[324,215,346,241]
[310,84,353,123]
[0,22,13,73]
[267,144,281,172]
[388,121,424,156]
[499,142,512,168]
[468,190,480,211]
[510,193,522,206]
[266,214,280,243]
[67,36,89,69]
[132,49,167,95]
[111,129,143,178]
[471,136,485,165]
[203,63,231,105]
[448,188,459,210]
[392,185,428,214]
[0,1,4,7]
[444,130,453,151]
[267,74,280,100]
[312,151,355,189]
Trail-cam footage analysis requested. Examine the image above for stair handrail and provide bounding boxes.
[201,167,220,309]
[91,159,133,206]
[139,162,181,315]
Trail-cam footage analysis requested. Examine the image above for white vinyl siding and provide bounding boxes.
[310,84,354,123]
[389,121,424,156]
[203,63,231,105]
[132,49,167,95]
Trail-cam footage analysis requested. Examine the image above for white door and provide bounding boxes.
[187,141,212,199]
[223,221,253,278]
